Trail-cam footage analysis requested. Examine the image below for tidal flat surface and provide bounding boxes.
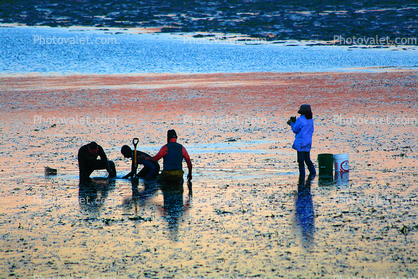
[0,72,417,278]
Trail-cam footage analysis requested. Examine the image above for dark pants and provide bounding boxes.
[297,151,316,184]
[81,160,116,179]
[136,160,159,179]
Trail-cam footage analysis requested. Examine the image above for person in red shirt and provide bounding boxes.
[144,130,192,185]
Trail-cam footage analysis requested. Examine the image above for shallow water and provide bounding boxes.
[1,26,418,74]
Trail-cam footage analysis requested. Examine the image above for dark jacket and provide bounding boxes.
[78,144,110,176]
[163,142,184,171]
[126,150,160,178]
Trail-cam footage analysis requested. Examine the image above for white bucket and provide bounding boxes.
[333,154,349,172]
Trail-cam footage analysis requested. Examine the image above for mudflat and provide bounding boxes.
[0,71,417,278]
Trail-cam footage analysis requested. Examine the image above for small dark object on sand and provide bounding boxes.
[45,166,57,176]
[400,225,409,236]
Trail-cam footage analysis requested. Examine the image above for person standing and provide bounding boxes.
[288,104,316,185]
[78,141,116,180]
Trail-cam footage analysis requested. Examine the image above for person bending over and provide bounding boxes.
[78,141,116,180]
[121,145,160,180]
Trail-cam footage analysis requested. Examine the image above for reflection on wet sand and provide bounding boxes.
[159,181,192,242]
[295,176,315,250]
[318,171,350,187]
[1,71,416,277]
[78,177,116,214]
[122,178,193,241]
[124,178,160,210]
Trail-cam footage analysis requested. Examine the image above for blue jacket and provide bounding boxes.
[291,115,314,152]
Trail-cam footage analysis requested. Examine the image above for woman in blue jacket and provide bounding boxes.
[288,104,316,185]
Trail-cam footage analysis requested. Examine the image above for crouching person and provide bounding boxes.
[78,141,116,180]
[121,145,160,180]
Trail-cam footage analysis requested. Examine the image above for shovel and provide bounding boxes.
[132,138,139,176]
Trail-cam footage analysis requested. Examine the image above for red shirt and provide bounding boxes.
[152,138,192,169]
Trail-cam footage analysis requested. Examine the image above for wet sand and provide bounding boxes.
[0,71,417,278]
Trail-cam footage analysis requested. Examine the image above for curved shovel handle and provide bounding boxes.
[132,138,139,166]
[132,138,139,148]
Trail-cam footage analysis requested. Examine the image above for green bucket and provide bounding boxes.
[317,153,333,178]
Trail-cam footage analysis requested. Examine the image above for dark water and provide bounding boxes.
[1,26,417,74]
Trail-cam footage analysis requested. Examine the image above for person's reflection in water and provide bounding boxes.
[123,177,192,241]
[122,177,160,212]
[295,175,315,250]
[158,180,192,241]
[78,177,115,214]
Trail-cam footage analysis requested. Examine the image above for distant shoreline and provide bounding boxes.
[0,23,418,50]
[2,23,417,48]
[1,1,417,45]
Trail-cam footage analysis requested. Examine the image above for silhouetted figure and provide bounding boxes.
[121,145,160,180]
[143,130,193,190]
[78,142,116,180]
